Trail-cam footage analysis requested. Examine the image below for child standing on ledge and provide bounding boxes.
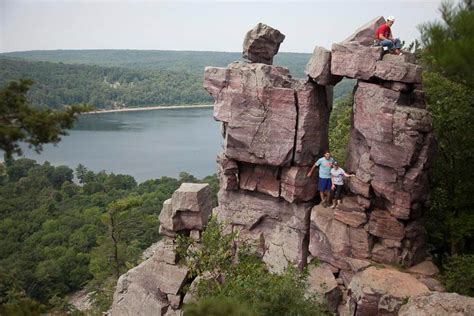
[330,161,355,209]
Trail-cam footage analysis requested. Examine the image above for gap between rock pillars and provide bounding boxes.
[290,89,300,165]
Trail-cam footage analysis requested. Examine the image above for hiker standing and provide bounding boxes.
[307,150,334,206]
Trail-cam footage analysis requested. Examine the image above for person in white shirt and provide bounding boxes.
[330,161,355,209]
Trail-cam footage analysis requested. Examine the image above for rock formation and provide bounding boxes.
[110,183,213,316]
[204,20,441,315]
[242,23,285,65]
[111,19,473,316]
[206,18,435,276]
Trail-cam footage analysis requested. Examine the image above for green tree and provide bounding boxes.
[328,94,352,166]
[418,0,474,87]
[0,79,89,159]
[419,1,474,258]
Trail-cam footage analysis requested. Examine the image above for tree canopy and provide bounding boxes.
[0,80,89,159]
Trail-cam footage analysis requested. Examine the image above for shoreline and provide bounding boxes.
[84,104,213,114]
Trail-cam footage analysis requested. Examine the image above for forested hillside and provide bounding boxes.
[1,50,311,78]
[0,50,355,109]
[0,159,218,314]
[0,58,212,109]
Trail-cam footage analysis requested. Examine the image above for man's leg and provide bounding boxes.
[319,191,325,203]
[393,38,402,49]
[380,39,394,50]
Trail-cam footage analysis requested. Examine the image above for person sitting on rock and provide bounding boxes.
[375,16,402,55]
[330,161,355,209]
[307,150,334,207]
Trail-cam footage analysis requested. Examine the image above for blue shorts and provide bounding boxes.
[318,177,332,192]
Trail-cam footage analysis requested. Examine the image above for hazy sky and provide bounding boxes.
[1,0,444,53]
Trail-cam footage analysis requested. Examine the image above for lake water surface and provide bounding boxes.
[21,107,223,183]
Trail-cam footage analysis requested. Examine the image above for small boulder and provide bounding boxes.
[243,23,285,64]
[306,265,342,313]
[159,183,213,233]
[407,260,439,277]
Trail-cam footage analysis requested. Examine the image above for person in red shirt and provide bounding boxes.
[375,16,402,55]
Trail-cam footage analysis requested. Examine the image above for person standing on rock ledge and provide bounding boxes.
[307,150,334,206]
[375,16,402,55]
[329,161,355,209]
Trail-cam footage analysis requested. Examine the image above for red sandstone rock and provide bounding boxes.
[160,183,213,232]
[242,23,285,65]
[217,153,239,191]
[374,60,423,83]
[331,42,383,80]
[399,292,474,316]
[239,162,280,197]
[371,242,401,264]
[110,244,190,315]
[309,205,351,270]
[306,265,342,313]
[337,196,366,213]
[280,166,317,202]
[349,227,372,259]
[207,62,297,166]
[305,46,342,85]
[407,260,439,276]
[293,81,331,166]
[353,81,398,143]
[347,266,429,315]
[334,209,367,228]
[343,16,385,46]
[215,189,314,272]
[369,209,405,240]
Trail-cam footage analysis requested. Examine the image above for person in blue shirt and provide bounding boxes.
[307,150,335,206]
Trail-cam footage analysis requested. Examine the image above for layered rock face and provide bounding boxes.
[207,20,435,275]
[206,21,439,315]
[110,183,213,316]
[205,25,334,273]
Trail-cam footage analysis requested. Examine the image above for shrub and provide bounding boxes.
[442,254,474,297]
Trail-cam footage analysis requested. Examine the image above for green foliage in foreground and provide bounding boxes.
[184,297,257,316]
[0,158,218,313]
[418,0,474,87]
[416,1,474,296]
[179,218,329,316]
[442,254,474,296]
[423,72,474,258]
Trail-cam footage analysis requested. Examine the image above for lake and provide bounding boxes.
[20,107,223,183]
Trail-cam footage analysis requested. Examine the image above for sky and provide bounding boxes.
[0,0,445,53]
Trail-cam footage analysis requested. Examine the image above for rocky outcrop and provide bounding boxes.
[215,189,313,272]
[111,183,214,316]
[205,21,435,277]
[398,292,474,316]
[347,266,430,315]
[242,23,285,64]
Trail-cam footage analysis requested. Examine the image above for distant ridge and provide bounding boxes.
[0,50,355,109]
[0,49,311,78]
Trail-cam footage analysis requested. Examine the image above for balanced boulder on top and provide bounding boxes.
[242,23,285,64]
